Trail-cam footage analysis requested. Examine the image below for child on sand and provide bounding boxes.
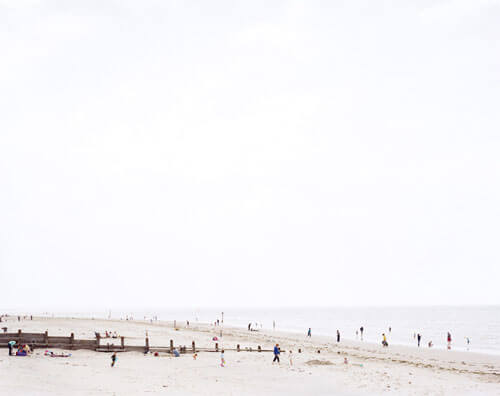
[111,352,117,367]
[220,350,225,367]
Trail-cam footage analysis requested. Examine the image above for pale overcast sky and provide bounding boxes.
[1,0,499,310]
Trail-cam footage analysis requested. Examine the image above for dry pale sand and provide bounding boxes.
[0,316,499,395]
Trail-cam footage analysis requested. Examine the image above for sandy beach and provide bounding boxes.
[0,316,499,395]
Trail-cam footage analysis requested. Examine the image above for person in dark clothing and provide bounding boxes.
[273,344,280,363]
[307,328,311,337]
[336,330,340,343]
[111,352,117,367]
[360,326,364,341]
[417,333,422,347]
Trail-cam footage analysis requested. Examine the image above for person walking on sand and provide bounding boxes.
[307,328,311,337]
[360,326,364,341]
[220,349,225,367]
[273,344,280,364]
[417,333,421,347]
[288,350,293,366]
[336,330,340,343]
[447,332,452,350]
[111,352,117,367]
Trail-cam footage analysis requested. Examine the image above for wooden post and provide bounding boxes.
[96,333,101,349]
[237,344,240,352]
[70,333,74,350]
[17,329,22,342]
[107,343,110,352]
[44,331,48,347]
[258,345,262,352]
[192,341,195,353]
[169,339,174,353]
[215,342,219,352]
[121,336,125,349]
[145,337,150,353]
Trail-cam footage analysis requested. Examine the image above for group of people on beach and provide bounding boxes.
[7,341,32,356]
[272,344,293,366]
[305,324,458,351]
[248,322,262,331]
[104,331,119,338]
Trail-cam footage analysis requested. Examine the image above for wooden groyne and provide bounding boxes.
[0,330,276,354]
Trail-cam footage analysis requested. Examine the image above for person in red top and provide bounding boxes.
[447,332,452,349]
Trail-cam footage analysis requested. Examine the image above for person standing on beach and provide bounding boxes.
[360,326,364,341]
[7,341,15,356]
[417,333,422,347]
[111,352,117,367]
[307,328,311,337]
[273,344,280,364]
[447,332,452,349]
[336,330,340,343]
[288,350,293,366]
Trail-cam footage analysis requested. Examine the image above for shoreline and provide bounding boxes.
[11,313,499,358]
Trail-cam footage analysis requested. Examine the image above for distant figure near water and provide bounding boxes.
[382,333,388,347]
[307,328,311,337]
[447,332,452,350]
[417,333,422,347]
[360,326,364,341]
[336,330,340,343]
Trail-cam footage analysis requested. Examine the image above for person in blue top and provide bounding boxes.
[307,328,311,337]
[273,344,280,364]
